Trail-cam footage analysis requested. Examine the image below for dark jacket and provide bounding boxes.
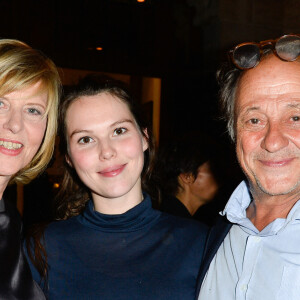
[196,216,233,296]
[0,199,45,300]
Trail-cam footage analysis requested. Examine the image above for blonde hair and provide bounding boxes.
[0,39,61,184]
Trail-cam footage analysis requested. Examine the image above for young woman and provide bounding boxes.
[0,39,60,299]
[27,75,208,300]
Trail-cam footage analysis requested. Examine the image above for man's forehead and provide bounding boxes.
[236,55,300,109]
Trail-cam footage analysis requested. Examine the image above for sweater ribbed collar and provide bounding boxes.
[77,193,160,233]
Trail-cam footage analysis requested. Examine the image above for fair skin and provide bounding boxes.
[66,93,148,215]
[235,55,300,231]
[0,81,48,198]
[176,162,218,215]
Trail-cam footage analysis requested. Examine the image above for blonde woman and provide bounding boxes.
[0,39,60,299]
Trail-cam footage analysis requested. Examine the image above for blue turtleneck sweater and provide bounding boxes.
[27,194,208,300]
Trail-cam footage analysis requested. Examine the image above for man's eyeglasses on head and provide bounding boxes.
[229,34,300,70]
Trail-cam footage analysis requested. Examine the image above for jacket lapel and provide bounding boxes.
[196,216,232,296]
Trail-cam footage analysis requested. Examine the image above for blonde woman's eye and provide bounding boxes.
[0,100,8,110]
[27,108,42,115]
[291,116,300,122]
[113,128,127,136]
[78,136,93,144]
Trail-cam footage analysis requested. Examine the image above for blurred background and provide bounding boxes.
[2,0,299,225]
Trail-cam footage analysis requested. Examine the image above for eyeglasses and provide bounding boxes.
[229,34,300,70]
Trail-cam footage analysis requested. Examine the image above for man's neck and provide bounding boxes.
[246,191,300,231]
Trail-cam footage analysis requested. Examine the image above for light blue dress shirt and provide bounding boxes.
[199,181,300,300]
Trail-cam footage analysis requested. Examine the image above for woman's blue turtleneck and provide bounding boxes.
[27,194,208,300]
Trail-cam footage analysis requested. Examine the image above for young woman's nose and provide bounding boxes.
[99,140,116,160]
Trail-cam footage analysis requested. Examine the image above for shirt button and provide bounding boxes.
[253,236,261,242]
[241,284,247,291]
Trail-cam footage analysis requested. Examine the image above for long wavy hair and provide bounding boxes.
[27,74,157,287]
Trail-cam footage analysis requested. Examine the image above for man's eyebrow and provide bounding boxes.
[244,106,260,113]
[287,103,300,109]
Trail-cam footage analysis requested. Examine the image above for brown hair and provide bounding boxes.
[27,75,157,286]
[55,74,156,220]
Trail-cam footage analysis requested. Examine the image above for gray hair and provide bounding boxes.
[217,48,273,141]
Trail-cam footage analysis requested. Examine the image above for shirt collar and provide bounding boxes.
[221,180,300,235]
[221,181,251,222]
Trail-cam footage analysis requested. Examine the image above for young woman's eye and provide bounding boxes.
[113,127,127,136]
[78,136,94,144]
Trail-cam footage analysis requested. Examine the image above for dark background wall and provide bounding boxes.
[2,0,300,223]
[1,0,299,144]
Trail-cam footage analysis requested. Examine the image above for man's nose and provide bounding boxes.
[260,122,289,152]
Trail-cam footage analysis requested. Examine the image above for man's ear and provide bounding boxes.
[65,154,73,168]
[142,128,149,151]
[179,173,194,185]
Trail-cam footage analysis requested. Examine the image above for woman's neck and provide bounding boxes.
[92,185,144,215]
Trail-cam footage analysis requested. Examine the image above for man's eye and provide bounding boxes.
[78,136,93,144]
[249,118,260,124]
[291,116,300,122]
[113,128,127,136]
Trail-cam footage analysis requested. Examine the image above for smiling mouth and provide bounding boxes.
[0,140,22,150]
[259,158,294,167]
[98,165,126,177]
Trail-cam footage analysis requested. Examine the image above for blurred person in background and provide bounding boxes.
[155,136,226,226]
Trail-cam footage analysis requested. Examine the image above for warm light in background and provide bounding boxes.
[53,183,60,189]
[137,0,145,2]
[96,47,103,51]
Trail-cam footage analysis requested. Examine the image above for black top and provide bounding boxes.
[0,199,45,300]
[161,195,220,226]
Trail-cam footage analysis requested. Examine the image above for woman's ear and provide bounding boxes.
[65,154,73,168]
[142,128,149,151]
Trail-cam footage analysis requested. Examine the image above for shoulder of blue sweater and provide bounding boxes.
[45,216,80,237]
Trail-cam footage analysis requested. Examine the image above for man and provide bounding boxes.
[197,34,300,299]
